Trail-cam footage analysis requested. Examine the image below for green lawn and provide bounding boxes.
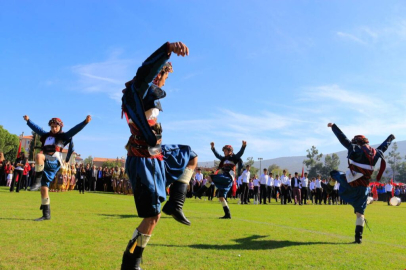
[1,186,405,270]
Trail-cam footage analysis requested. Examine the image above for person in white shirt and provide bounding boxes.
[291,172,302,205]
[259,169,269,204]
[280,170,290,205]
[333,181,340,205]
[385,182,393,206]
[194,168,204,199]
[266,172,274,203]
[273,175,281,202]
[315,175,322,205]
[241,165,251,204]
[301,172,309,205]
[309,178,316,204]
[253,175,260,204]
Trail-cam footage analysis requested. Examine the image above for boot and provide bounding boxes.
[34,205,51,221]
[219,206,231,219]
[30,174,42,191]
[121,239,143,270]
[193,185,208,199]
[162,181,190,226]
[353,225,363,244]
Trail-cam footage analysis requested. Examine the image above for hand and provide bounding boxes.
[210,142,214,148]
[23,115,29,121]
[169,42,189,57]
[85,115,92,123]
[327,123,333,128]
[242,141,247,147]
[389,134,396,141]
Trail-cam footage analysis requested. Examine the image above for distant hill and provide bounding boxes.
[198,140,406,177]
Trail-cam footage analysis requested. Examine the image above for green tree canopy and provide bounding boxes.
[0,125,20,162]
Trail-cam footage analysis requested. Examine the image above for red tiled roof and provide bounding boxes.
[22,136,33,139]
[93,157,125,162]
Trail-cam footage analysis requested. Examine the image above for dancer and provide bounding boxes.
[23,115,91,221]
[195,141,246,218]
[327,123,394,243]
[120,41,198,270]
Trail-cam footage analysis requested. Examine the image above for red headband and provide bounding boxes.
[48,118,64,128]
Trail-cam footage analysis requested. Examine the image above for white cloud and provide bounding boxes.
[337,31,367,45]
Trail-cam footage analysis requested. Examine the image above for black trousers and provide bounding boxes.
[10,170,23,192]
[77,178,85,193]
[274,187,280,202]
[260,184,267,204]
[208,185,215,200]
[301,187,308,204]
[281,186,289,204]
[386,191,392,205]
[267,186,273,202]
[241,183,249,203]
[316,188,322,204]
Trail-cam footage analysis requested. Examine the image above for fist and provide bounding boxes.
[169,42,189,57]
[85,115,92,123]
[242,141,247,146]
[23,115,29,121]
[210,142,215,148]
[327,123,333,128]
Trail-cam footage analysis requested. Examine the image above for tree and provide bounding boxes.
[84,155,93,166]
[303,146,323,178]
[396,159,406,183]
[268,164,281,175]
[102,158,123,169]
[386,142,402,181]
[29,131,42,160]
[0,125,20,162]
[320,153,340,179]
[245,157,259,176]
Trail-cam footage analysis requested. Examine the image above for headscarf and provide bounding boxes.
[48,118,64,128]
[152,62,173,86]
[351,135,369,145]
[222,145,233,153]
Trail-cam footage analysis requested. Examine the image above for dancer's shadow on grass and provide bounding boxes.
[152,235,348,250]
[98,214,172,219]
[0,217,34,221]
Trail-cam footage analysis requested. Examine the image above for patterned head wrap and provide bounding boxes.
[351,135,369,145]
[222,145,233,153]
[152,62,173,86]
[48,118,64,128]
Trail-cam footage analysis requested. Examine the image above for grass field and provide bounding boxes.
[1,186,405,270]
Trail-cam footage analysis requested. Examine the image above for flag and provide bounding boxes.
[16,140,22,158]
[301,166,304,178]
[372,185,378,201]
[390,178,394,198]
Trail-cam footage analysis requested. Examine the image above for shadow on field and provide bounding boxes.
[98,214,173,220]
[0,217,34,221]
[153,235,346,250]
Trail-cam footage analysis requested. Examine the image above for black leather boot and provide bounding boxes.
[353,225,363,244]
[193,185,208,199]
[219,206,231,219]
[121,239,143,270]
[162,181,190,226]
[34,205,51,221]
[30,173,42,191]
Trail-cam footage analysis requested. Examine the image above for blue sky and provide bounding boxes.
[2,1,406,162]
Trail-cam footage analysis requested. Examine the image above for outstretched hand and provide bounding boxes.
[327,123,334,128]
[85,115,92,123]
[210,142,215,148]
[242,141,247,147]
[23,115,29,121]
[169,42,189,57]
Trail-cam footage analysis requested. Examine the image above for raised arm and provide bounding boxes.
[210,142,224,160]
[328,123,352,149]
[24,116,47,136]
[63,115,91,139]
[377,134,396,153]
[234,141,247,159]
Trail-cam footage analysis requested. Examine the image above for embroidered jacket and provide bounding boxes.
[212,145,246,179]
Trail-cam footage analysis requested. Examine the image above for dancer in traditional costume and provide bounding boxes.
[327,123,394,243]
[195,141,246,219]
[120,42,198,270]
[69,164,76,190]
[24,115,91,221]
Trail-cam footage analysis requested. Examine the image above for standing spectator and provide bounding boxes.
[241,165,251,204]
[252,175,259,204]
[385,182,393,205]
[29,163,35,190]
[273,175,281,202]
[280,170,290,205]
[291,172,302,205]
[69,164,77,190]
[309,178,316,204]
[301,172,309,205]
[22,159,31,190]
[266,172,274,203]
[333,181,340,204]
[85,163,91,191]
[90,165,97,191]
[259,169,268,205]
[112,166,120,193]
[6,165,14,187]
[248,178,254,202]
[77,166,86,194]
[75,164,81,190]
[103,167,110,192]
[10,152,26,193]
[0,152,5,186]
[194,168,203,194]
[96,166,103,191]
[322,179,328,204]
[315,175,322,205]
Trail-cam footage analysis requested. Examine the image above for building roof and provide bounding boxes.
[93,157,125,162]
[22,135,33,139]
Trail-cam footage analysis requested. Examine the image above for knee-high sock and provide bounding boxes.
[356,216,365,227]
[41,197,50,205]
[35,164,44,180]
[177,168,194,184]
[128,229,152,258]
[221,200,228,208]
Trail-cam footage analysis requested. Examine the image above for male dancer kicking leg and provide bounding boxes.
[24,115,91,221]
[327,123,394,244]
[195,141,246,219]
[121,41,198,270]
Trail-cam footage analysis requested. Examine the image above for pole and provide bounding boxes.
[258,158,263,173]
